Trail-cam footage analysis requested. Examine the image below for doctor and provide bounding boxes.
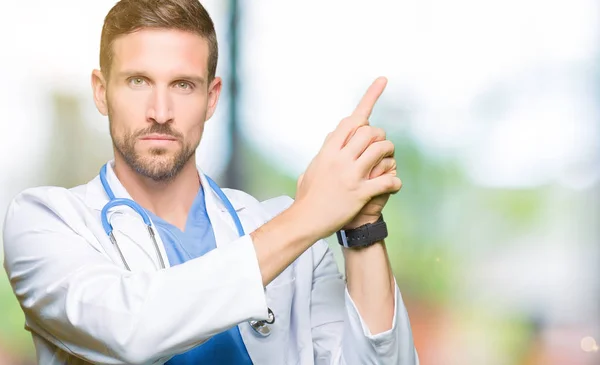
[3,0,419,364]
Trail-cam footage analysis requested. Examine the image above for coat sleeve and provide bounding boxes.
[310,239,420,365]
[262,196,419,365]
[2,188,269,365]
[260,195,419,364]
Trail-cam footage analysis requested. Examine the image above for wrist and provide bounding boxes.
[286,200,327,243]
[337,215,387,249]
[344,214,381,230]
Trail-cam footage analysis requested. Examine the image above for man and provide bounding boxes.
[3,0,418,364]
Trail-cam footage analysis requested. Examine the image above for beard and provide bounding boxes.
[110,118,197,182]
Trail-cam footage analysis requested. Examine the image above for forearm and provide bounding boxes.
[312,239,419,364]
[343,240,396,334]
[5,237,269,364]
[251,201,322,286]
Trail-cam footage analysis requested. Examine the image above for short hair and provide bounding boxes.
[99,0,219,82]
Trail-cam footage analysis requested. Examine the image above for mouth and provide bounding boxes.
[139,134,178,141]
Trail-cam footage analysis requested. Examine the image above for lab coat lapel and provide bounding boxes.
[88,163,290,363]
[199,173,293,365]
[199,171,243,247]
[85,161,171,271]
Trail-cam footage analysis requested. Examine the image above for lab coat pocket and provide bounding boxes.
[242,276,298,365]
[265,275,296,335]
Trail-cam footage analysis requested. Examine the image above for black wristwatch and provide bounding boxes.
[336,215,388,248]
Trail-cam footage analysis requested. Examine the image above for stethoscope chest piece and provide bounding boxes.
[249,308,275,337]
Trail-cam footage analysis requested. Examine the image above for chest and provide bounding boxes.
[81,201,317,364]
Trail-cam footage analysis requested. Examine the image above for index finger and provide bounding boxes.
[351,76,388,120]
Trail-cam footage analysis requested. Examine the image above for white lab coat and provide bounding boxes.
[2,161,419,365]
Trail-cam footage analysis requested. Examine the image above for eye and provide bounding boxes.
[128,77,147,86]
[175,81,193,90]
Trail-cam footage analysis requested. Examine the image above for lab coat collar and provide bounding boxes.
[84,160,246,213]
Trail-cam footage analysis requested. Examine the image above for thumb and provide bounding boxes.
[364,175,402,198]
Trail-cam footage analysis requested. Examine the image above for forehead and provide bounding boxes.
[111,28,210,78]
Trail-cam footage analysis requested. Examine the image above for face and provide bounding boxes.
[92,28,222,181]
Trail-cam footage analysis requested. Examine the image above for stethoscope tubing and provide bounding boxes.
[98,163,274,337]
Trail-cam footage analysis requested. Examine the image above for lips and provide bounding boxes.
[140,134,178,141]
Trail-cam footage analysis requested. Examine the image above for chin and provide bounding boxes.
[142,152,177,168]
[136,149,193,181]
[136,161,180,182]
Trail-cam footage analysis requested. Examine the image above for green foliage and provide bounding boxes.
[0,272,35,360]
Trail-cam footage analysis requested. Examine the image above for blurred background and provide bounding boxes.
[1,0,599,364]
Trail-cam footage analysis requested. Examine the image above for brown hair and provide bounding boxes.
[99,0,219,82]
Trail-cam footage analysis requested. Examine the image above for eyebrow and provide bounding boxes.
[116,70,206,86]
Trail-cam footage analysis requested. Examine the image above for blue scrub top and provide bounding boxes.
[148,185,253,365]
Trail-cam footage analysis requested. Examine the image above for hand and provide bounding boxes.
[343,126,400,229]
[298,127,399,230]
[294,77,402,239]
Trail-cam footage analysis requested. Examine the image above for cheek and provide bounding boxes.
[176,97,208,141]
[108,89,148,134]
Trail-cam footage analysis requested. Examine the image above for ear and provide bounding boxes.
[204,76,222,121]
[91,69,108,116]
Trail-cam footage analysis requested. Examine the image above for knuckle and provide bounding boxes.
[355,125,371,138]
[384,140,395,154]
[382,157,394,170]
[341,116,355,126]
[382,177,395,191]
[376,141,390,155]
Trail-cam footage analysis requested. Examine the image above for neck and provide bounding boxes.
[112,155,200,231]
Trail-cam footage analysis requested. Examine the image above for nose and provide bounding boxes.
[146,86,174,124]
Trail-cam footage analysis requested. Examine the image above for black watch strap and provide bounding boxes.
[336,215,388,248]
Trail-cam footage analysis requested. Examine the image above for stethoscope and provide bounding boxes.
[99,163,275,337]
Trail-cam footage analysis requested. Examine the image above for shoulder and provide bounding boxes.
[6,182,88,212]
[3,185,87,238]
[5,186,71,215]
